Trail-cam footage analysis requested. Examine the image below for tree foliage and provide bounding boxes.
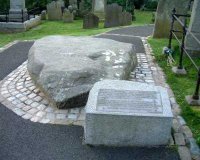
[0,0,158,12]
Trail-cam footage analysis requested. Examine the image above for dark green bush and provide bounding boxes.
[144,0,158,10]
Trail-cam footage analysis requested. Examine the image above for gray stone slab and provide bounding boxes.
[47,1,64,21]
[104,3,122,28]
[9,0,28,22]
[84,80,173,147]
[153,0,189,38]
[92,0,106,20]
[185,0,200,57]
[83,13,99,29]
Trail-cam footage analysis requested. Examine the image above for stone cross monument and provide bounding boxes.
[9,0,28,22]
[92,0,106,20]
[185,0,200,57]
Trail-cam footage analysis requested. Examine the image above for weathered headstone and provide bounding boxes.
[84,80,173,146]
[153,0,190,38]
[41,10,47,20]
[63,9,74,23]
[83,13,99,29]
[104,3,122,28]
[9,0,28,22]
[92,0,106,20]
[185,0,200,57]
[47,1,64,21]
[119,11,132,26]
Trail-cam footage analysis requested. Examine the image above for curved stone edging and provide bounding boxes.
[0,61,85,126]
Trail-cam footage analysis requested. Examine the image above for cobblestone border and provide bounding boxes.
[143,37,200,160]
[0,62,85,126]
[0,52,152,126]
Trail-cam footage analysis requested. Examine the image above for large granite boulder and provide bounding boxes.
[27,36,137,109]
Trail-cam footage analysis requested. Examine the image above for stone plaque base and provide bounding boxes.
[84,80,173,147]
[186,95,200,106]
[9,9,28,22]
[172,67,187,75]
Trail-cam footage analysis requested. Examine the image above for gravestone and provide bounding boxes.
[41,10,47,20]
[84,80,173,146]
[120,12,132,26]
[83,13,99,29]
[9,0,28,22]
[47,1,64,21]
[63,9,74,23]
[185,0,200,57]
[153,0,189,38]
[104,3,122,28]
[92,0,106,20]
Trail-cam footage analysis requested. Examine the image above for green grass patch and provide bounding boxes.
[148,38,200,146]
[0,10,153,47]
[0,20,111,47]
[134,10,154,26]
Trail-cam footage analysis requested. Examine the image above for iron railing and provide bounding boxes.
[168,8,200,103]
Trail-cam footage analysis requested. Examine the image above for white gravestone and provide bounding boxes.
[92,0,106,20]
[185,0,200,57]
[9,0,28,22]
[84,80,173,147]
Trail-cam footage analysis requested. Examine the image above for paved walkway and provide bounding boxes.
[0,26,180,160]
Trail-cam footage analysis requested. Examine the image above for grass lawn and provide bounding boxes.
[148,38,200,146]
[0,10,153,48]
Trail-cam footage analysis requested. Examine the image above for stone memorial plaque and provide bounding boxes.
[85,80,173,147]
[97,89,163,114]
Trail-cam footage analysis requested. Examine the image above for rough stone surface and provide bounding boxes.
[172,67,187,75]
[178,146,192,160]
[85,80,173,146]
[174,133,186,146]
[153,0,189,38]
[83,13,99,29]
[92,0,106,20]
[47,1,64,21]
[188,138,200,159]
[62,9,74,23]
[27,36,137,109]
[104,3,122,28]
[185,0,200,57]
[0,16,41,33]
[120,11,132,26]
